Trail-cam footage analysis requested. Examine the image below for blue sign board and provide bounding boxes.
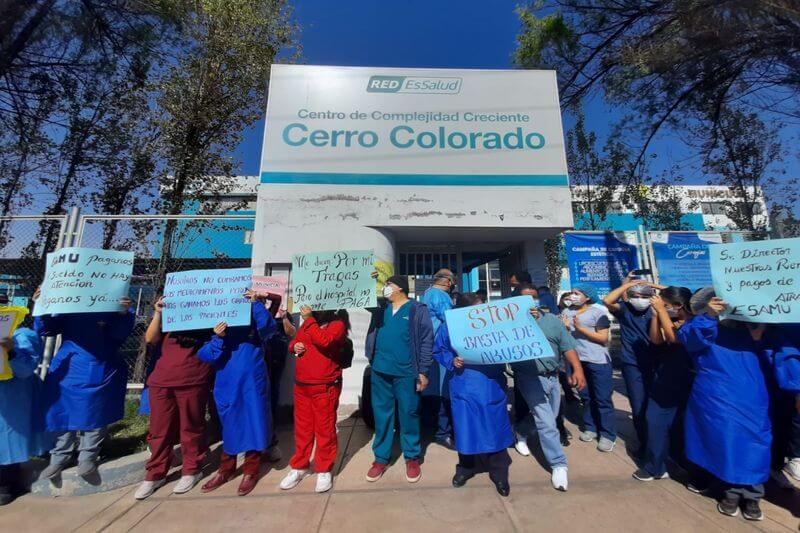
[651,232,721,292]
[564,233,639,298]
[162,268,252,332]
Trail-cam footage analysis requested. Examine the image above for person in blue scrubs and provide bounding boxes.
[420,269,456,449]
[0,309,46,505]
[678,290,800,521]
[603,278,664,455]
[35,293,135,479]
[632,286,694,482]
[434,292,513,497]
[198,291,277,496]
[767,323,800,487]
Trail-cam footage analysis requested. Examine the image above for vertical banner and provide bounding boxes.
[650,232,721,292]
[291,250,377,311]
[444,295,555,365]
[564,232,639,298]
[710,237,800,323]
[33,247,134,316]
[0,306,28,380]
[162,268,252,332]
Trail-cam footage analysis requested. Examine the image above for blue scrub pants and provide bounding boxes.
[371,370,421,464]
[770,390,800,468]
[579,362,616,441]
[621,362,653,450]
[643,398,682,476]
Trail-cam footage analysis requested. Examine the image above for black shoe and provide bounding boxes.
[686,482,710,495]
[494,480,510,497]
[0,491,13,506]
[717,496,740,517]
[559,429,572,446]
[436,436,456,450]
[632,468,654,482]
[741,499,763,521]
[452,472,471,488]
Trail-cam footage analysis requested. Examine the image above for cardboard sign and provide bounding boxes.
[162,268,252,332]
[0,306,29,380]
[710,237,800,323]
[33,247,133,316]
[444,295,555,365]
[291,250,376,311]
[251,275,288,300]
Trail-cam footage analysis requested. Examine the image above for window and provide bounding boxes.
[701,202,728,215]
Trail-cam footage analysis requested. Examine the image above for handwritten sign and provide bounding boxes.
[710,237,800,323]
[33,247,133,316]
[251,275,288,300]
[444,295,555,365]
[292,250,376,311]
[0,306,28,380]
[162,268,252,332]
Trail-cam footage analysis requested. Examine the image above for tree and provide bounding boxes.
[514,1,800,171]
[701,107,781,233]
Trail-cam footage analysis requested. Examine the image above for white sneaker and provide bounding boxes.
[266,445,283,463]
[173,473,201,494]
[315,472,333,493]
[785,458,800,481]
[551,466,568,492]
[279,468,310,490]
[134,478,166,500]
[514,437,531,457]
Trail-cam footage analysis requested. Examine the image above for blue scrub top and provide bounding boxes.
[614,303,653,366]
[372,302,414,377]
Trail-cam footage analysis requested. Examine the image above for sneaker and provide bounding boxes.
[279,468,311,490]
[265,445,282,463]
[741,499,764,521]
[579,430,597,442]
[77,461,98,477]
[405,459,422,483]
[173,473,201,494]
[134,478,166,500]
[40,463,65,480]
[551,466,568,491]
[514,437,531,457]
[632,468,668,482]
[785,458,800,481]
[716,496,740,517]
[366,462,388,482]
[315,472,333,493]
[597,437,616,453]
[686,482,709,495]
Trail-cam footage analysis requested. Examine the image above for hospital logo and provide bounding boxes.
[366,75,462,94]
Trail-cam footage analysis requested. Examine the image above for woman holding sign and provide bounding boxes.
[280,306,349,494]
[433,292,513,496]
[197,290,277,496]
[35,291,135,480]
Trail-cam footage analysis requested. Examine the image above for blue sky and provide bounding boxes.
[234,0,796,188]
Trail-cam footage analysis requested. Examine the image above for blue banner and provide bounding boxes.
[444,295,555,365]
[651,232,720,292]
[162,268,252,332]
[564,233,639,298]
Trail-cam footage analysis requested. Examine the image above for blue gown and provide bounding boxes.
[0,328,47,464]
[35,310,135,432]
[433,324,513,455]
[421,287,453,397]
[678,314,782,485]
[198,301,276,455]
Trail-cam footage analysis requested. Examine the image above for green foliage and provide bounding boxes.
[104,398,150,458]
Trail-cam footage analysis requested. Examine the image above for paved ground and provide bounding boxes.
[6,384,800,532]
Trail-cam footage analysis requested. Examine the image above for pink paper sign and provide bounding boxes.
[251,275,288,299]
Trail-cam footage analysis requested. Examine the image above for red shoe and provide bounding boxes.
[405,459,421,483]
[201,473,231,493]
[365,462,388,482]
[237,474,258,496]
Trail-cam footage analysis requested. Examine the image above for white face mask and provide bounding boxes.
[382,285,395,299]
[570,294,586,307]
[629,297,651,312]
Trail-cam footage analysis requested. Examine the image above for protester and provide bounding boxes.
[678,291,800,521]
[280,306,349,494]
[536,286,560,316]
[35,289,135,479]
[433,292,513,496]
[263,296,295,462]
[0,297,46,505]
[508,271,532,296]
[197,290,277,496]
[603,277,664,456]
[513,284,587,491]
[632,287,694,482]
[364,275,433,483]
[134,296,213,500]
[770,323,800,486]
[420,268,457,450]
[562,284,616,452]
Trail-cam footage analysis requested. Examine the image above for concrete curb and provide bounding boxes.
[30,449,152,497]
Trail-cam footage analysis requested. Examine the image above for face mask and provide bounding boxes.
[382,285,394,299]
[570,294,586,307]
[666,307,679,318]
[629,297,651,312]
